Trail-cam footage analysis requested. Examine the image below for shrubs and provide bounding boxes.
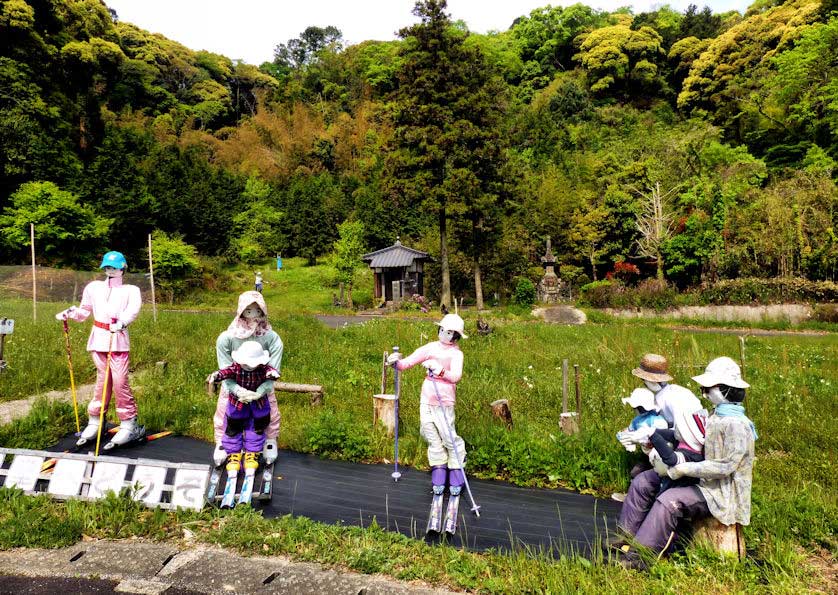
[304,411,373,462]
[579,276,838,309]
[578,278,678,310]
[513,277,537,306]
[696,277,838,305]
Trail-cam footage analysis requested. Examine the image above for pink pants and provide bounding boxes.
[88,351,137,421]
[213,386,280,444]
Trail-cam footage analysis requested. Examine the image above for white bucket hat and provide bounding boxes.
[692,356,749,389]
[231,340,271,368]
[436,313,467,338]
[621,387,659,411]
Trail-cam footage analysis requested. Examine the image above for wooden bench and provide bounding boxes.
[207,380,324,406]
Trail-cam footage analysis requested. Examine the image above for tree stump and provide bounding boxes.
[693,516,746,559]
[372,393,397,436]
[560,411,579,435]
[490,399,512,428]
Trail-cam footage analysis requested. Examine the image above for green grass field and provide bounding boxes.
[0,260,836,593]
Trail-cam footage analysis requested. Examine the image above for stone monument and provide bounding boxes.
[537,236,563,304]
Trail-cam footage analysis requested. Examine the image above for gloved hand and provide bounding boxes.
[617,431,637,452]
[386,352,402,365]
[109,321,125,332]
[55,306,76,321]
[649,450,669,476]
[265,369,280,380]
[667,464,687,480]
[206,372,219,384]
[422,359,444,377]
[234,387,260,403]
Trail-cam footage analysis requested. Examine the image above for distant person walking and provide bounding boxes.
[255,271,263,293]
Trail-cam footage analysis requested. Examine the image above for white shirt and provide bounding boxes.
[655,383,702,425]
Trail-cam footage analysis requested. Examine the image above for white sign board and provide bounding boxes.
[5,455,44,491]
[0,319,13,334]
[89,461,128,498]
[48,459,88,497]
[131,465,167,505]
[171,468,209,510]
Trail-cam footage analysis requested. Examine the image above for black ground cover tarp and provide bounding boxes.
[50,432,621,556]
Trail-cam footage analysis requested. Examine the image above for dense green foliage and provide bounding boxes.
[1,0,837,299]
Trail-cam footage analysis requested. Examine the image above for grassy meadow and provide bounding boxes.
[0,259,836,593]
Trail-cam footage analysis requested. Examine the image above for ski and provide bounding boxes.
[206,465,224,503]
[102,425,149,451]
[258,462,274,501]
[237,469,255,506]
[426,492,444,535]
[443,493,461,535]
[219,470,239,509]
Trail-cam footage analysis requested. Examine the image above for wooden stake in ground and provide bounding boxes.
[738,336,746,378]
[561,359,568,413]
[574,364,581,423]
[30,223,36,321]
[147,233,158,323]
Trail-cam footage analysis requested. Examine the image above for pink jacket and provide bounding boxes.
[396,341,463,406]
[68,277,142,352]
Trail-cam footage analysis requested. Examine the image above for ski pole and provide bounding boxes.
[94,331,116,457]
[62,319,81,434]
[391,346,401,481]
[428,373,480,516]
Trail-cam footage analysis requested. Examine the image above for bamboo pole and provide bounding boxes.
[561,359,568,414]
[30,223,36,321]
[148,233,157,323]
[738,336,746,378]
[574,363,581,422]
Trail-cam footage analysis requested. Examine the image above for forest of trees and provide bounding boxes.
[1,0,837,305]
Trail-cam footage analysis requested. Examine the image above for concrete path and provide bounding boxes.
[0,541,452,595]
[0,382,96,425]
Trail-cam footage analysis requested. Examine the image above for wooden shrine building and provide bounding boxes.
[362,239,430,302]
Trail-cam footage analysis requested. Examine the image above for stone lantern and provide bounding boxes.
[537,236,563,303]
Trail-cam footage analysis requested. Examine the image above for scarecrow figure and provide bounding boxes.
[56,251,145,449]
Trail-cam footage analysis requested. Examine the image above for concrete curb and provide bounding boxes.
[0,540,454,595]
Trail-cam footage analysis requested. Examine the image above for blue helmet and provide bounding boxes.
[99,251,127,269]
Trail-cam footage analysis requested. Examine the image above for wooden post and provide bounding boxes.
[693,517,746,559]
[574,364,581,423]
[739,336,746,378]
[490,399,512,428]
[30,223,36,321]
[381,351,388,394]
[561,359,568,414]
[372,393,396,436]
[148,233,158,323]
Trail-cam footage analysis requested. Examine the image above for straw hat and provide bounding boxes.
[631,353,673,383]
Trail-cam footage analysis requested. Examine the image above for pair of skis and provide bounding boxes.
[206,460,274,508]
[427,490,461,536]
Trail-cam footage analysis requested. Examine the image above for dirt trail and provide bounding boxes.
[0,382,96,425]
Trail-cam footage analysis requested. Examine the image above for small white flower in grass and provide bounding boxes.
[596,368,601,374]
[528,365,533,369]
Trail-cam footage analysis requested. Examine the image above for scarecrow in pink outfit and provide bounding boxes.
[388,314,467,497]
[209,291,283,467]
[56,251,145,449]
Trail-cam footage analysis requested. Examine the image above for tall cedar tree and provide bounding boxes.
[386,0,507,308]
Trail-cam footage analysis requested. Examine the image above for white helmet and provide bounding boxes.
[692,356,749,389]
[231,340,271,368]
[435,313,467,338]
[621,387,658,411]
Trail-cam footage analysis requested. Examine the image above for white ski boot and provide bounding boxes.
[213,442,228,467]
[262,438,278,465]
[104,417,146,450]
[76,416,101,447]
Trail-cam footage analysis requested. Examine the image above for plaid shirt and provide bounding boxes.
[216,363,276,409]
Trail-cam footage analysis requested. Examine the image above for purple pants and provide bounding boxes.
[619,470,711,553]
[221,396,271,454]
